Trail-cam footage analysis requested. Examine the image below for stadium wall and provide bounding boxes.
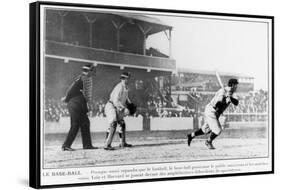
[44,117,194,134]
[227,121,267,128]
[44,117,143,134]
[150,117,193,131]
[44,117,267,134]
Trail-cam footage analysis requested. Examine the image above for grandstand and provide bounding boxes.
[170,68,254,108]
[172,67,254,93]
[44,9,176,108]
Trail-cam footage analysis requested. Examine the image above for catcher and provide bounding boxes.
[104,72,137,150]
[187,78,239,149]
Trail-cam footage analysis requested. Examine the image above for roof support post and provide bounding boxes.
[164,29,173,58]
[117,28,120,51]
[169,29,172,58]
[137,24,152,56]
[84,14,97,48]
[143,34,147,56]
[58,11,68,41]
[112,20,126,51]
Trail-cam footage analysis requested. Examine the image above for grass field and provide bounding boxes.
[43,126,268,168]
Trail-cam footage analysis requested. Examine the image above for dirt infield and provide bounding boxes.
[43,128,268,168]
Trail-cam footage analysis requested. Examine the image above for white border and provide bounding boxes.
[39,4,273,186]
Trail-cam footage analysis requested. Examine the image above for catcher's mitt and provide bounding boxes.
[126,102,137,115]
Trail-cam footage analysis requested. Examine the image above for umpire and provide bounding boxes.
[61,64,96,151]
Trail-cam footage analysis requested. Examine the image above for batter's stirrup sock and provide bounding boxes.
[192,129,204,137]
[105,132,109,140]
[118,133,122,138]
[209,132,218,142]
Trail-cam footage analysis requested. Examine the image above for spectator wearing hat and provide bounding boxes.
[61,64,96,151]
[104,72,133,150]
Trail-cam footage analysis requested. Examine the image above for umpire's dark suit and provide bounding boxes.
[62,75,93,150]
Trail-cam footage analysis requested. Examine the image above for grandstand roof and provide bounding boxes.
[113,13,173,35]
[49,8,172,36]
[177,67,254,79]
[80,9,173,35]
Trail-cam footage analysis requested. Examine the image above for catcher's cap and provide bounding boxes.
[120,72,131,79]
[82,64,94,72]
[227,78,239,87]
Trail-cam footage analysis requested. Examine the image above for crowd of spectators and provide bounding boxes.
[91,100,106,117]
[186,89,268,122]
[44,99,69,122]
[44,89,268,122]
[183,89,268,114]
[226,90,268,113]
[44,99,107,122]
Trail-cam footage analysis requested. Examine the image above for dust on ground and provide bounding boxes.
[44,135,268,168]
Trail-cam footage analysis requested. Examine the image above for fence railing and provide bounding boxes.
[224,112,268,122]
[45,40,176,71]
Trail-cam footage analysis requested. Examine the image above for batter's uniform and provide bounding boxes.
[104,81,130,148]
[62,74,94,149]
[201,88,237,135]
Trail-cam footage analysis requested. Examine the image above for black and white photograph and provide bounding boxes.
[29,1,274,188]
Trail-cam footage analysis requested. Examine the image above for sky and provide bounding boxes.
[146,14,270,90]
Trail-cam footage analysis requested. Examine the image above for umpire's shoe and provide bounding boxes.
[205,140,215,150]
[104,145,115,151]
[62,146,75,151]
[119,143,132,148]
[187,134,193,146]
[83,146,98,150]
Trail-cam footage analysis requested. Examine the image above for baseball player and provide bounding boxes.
[61,64,96,151]
[186,79,239,149]
[104,72,133,150]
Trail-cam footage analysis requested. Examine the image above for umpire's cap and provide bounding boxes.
[120,72,131,79]
[227,78,239,87]
[82,64,94,72]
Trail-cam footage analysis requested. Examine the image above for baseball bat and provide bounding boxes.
[215,70,224,89]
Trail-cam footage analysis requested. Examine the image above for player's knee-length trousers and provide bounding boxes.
[201,105,222,135]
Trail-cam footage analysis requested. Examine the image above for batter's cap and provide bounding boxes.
[227,78,239,87]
